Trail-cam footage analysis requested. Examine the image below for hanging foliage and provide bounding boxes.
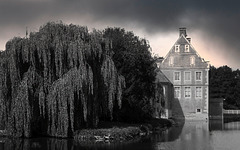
[8,67,42,137]
[0,22,125,137]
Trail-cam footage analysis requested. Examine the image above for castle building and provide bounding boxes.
[158,28,209,120]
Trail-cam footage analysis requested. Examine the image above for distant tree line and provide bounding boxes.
[210,65,240,109]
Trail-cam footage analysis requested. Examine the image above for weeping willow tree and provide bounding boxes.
[0,22,125,137]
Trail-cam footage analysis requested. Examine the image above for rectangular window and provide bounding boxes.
[196,87,202,98]
[190,57,195,65]
[163,86,166,95]
[196,72,202,81]
[185,45,190,52]
[184,72,191,81]
[174,72,180,81]
[174,87,181,98]
[184,87,191,98]
[175,45,180,52]
[197,109,201,113]
[169,57,174,66]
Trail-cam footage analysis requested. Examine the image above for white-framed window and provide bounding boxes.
[174,87,181,98]
[184,71,191,81]
[175,45,180,52]
[196,87,202,98]
[196,71,202,81]
[190,56,195,66]
[174,72,181,81]
[184,87,191,98]
[185,45,190,52]
[169,57,174,66]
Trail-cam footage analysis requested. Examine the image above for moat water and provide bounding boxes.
[1,120,240,150]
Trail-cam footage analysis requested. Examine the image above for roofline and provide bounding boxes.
[182,35,204,62]
[157,69,173,84]
[160,67,210,70]
[162,34,185,63]
[161,34,209,64]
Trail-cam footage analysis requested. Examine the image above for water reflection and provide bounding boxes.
[1,120,240,150]
[0,136,157,150]
[0,138,74,150]
[209,119,240,130]
[209,119,224,131]
[156,119,240,150]
[153,121,212,150]
[224,121,240,130]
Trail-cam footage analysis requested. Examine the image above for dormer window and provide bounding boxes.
[175,45,180,52]
[190,56,195,66]
[185,45,190,52]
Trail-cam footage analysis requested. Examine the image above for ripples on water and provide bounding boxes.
[1,120,240,150]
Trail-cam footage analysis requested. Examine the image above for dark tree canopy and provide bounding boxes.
[104,28,160,122]
[209,65,240,109]
[0,22,125,137]
[0,22,164,138]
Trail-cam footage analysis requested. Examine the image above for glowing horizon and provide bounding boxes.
[0,25,237,69]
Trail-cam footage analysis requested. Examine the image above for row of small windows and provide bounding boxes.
[174,87,202,98]
[169,56,195,66]
[175,45,190,52]
[174,71,202,81]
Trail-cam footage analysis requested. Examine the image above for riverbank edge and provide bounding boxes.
[0,118,173,141]
[74,118,173,143]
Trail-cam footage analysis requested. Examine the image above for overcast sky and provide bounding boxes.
[0,0,240,69]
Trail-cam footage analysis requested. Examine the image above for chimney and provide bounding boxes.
[179,27,187,37]
[155,57,164,68]
[187,38,191,43]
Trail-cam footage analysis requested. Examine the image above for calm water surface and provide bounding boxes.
[1,120,240,150]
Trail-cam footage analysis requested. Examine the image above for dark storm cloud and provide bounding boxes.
[1,0,239,35]
[0,0,240,67]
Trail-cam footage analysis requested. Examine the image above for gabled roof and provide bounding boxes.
[156,69,172,84]
[162,34,201,62]
[160,30,209,69]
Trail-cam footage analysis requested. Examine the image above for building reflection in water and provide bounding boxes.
[209,118,240,131]
[209,119,224,131]
[153,120,212,150]
[154,119,240,150]
[224,121,240,130]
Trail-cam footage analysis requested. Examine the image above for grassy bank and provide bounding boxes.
[74,118,173,143]
[74,127,142,142]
